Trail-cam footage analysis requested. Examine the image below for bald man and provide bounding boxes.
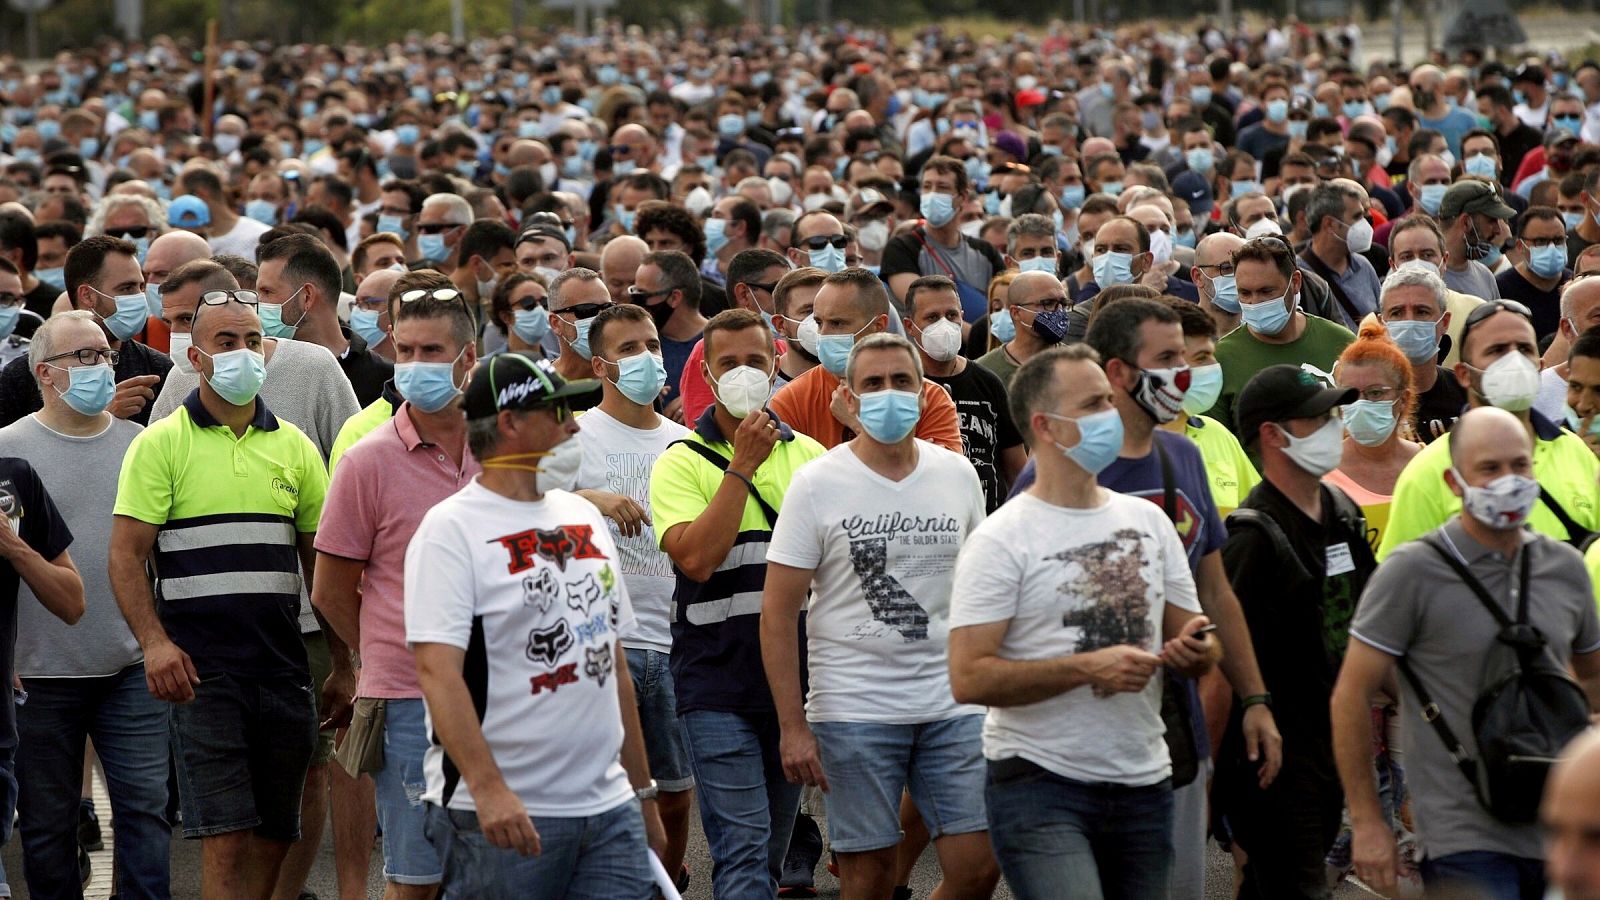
[1545,728,1600,900]
[974,270,1071,386]
[1193,232,1244,336]
[601,234,649,303]
[142,231,213,355]
[1335,407,1600,898]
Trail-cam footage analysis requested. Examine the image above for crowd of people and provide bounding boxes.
[7,13,1600,900]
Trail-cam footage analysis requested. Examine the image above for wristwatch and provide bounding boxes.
[635,780,660,802]
[1241,693,1273,710]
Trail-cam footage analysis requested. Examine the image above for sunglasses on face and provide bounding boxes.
[555,302,610,321]
[800,235,848,251]
[105,226,152,240]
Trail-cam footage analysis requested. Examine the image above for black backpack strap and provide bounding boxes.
[1421,534,1514,629]
[1395,656,1479,790]
[668,439,781,527]
[1153,436,1178,522]
[1538,486,1596,550]
[1224,508,1314,583]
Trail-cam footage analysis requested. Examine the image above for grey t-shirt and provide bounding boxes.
[1443,261,1501,301]
[1350,519,1600,860]
[0,415,144,677]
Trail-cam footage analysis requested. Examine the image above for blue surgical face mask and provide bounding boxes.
[455,160,478,180]
[377,214,410,243]
[920,191,956,227]
[418,233,450,264]
[602,351,668,406]
[1017,256,1056,274]
[854,388,921,444]
[34,266,64,292]
[1207,273,1240,314]
[197,347,268,406]
[1091,250,1135,287]
[1060,184,1086,209]
[1288,120,1309,140]
[244,199,278,226]
[1528,242,1568,279]
[395,124,421,146]
[1266,99,1290,123]
[1555,115,1583,135]
[513,305,550,344]
[990,307,1016,342]
[1174,228,1196,250]
[1342,398,1398,447]
[808,243,846,273]
[96,288,150,341]
[393,346,467,412]
[560,313,597,359]
[1419,183,1448,216]
[613,159,638,177]
[1190,86,1213,106]
[1185,147,1215,174]
[259,287,307,339]
[1241,288,1293,335]
[1565,211,1586,232]
[45,362,115,415]
[350,309,386,347]
[1044,407,1125,475]
[1099,180,1124,196]
[1231,179,1262,198]
[144,283,163,318]
[1181,363,1224,415]
[704,217,729,256]
[1464,153,1497,179]
[1385,317,1442,365]
[0,305,17,341]
[817,320,873,376]
[614,203,636,232]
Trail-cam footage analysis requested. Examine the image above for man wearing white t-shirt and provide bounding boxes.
[948,343,1221,900]
[405,352,665,897]
[572,303,695,889]
[762,333,1000,899]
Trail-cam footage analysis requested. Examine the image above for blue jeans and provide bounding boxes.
[984,757,1173,900]
[624,649,694,792]
[372,699,443,884]
[680,709,802,899]
[1420,850,1545,900]
[423,798,651,900]
[16,663,171,900]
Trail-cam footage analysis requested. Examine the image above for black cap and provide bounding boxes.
[1235,364,1358,447]
[1512,63,1546,86]
[1439,179,1516,221]
[516,222,571,251]
[462,351,599,420]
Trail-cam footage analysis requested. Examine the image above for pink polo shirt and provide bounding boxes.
[315,403,480,698]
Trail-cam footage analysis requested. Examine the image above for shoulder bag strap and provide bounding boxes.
[667,439,781,527]
[911,225,961,280]
[1153,436,1178,523]
[1297,247,1363,325]
[1538,485,1595,548]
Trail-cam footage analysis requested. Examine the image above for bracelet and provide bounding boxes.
[635,780,660,802]
[724,470,756,492]
[1241,693,1273,710]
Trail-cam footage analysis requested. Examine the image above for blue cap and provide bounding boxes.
[1171,170,1213,216]
[168,194,210,228]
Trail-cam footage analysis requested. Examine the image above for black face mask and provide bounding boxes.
[645,295,675,330]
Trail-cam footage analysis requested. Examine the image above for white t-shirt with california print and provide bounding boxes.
[949,489,1200,787]
[405,480,637,817]
[574,407,690,655]
[766,440,987,724]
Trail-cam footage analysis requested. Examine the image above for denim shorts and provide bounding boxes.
[423,798,652,899]
[624,649,694,792]
[811,714,988,853]
[373,698,443,884]
[170,672,317,841]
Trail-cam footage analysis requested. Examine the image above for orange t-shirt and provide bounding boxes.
[142,315,171,354]
[767,364,962,452]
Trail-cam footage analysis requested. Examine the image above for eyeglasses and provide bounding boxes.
[198,289,260,308]
[1013,296,1069,313]
[1348,385,1400,402]
[554,302,610,321]
[43,348,119,366]
[354,295,388,312]
[105,226,151,240]
[608,144,634,157]
[627,286,674,303]
[0,292,22,308]
[1196,262,1236,277]
[1522,236,1567,249]
[800,234,848,251]
[416,222,464,235]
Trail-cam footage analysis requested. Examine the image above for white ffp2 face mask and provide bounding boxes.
[1476,352,1541,412]
[914,318,962,362]
[709,363,774,419]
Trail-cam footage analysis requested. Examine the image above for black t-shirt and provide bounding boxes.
[1496,265,1572,340]
[1498,124,1545,187]
[0,339,172,429]
[925,362,1022,513]
[1415,367,1468,443]
[1221,480,1376,752]
[21,280,57,321]
[337,326,395,408]
[0,457,72,745]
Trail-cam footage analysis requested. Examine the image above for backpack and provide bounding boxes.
[1223,484,1368,586]
[1395,534,1592,825]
